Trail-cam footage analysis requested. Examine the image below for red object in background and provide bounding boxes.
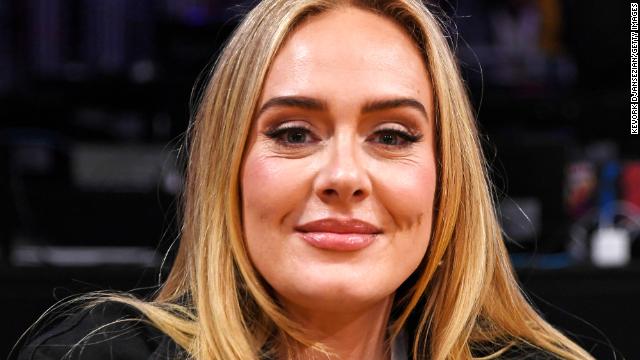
[566,161,597,219]
[621,162,640,214]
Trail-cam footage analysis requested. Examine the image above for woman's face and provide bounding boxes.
[241,7,436,313]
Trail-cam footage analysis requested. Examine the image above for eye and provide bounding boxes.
[369,129,423,147]
[264,125,317,146]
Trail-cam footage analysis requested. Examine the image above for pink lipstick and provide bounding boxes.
[294,218,382,251]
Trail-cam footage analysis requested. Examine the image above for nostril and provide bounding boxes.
[323,189,337,197]
[321,188,366,198]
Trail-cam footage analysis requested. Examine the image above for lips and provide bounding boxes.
[294,218,382,251]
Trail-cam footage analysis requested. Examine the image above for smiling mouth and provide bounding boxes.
[294,218,382,251]
[296,232,378,251]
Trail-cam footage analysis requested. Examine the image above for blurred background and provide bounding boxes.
[1,0,638,358]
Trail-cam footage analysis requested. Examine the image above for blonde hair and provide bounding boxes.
[93,1,593,359]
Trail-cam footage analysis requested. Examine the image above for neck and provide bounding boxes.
[279,295,394,360]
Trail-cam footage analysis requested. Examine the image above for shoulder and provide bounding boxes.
[17,301,184,360]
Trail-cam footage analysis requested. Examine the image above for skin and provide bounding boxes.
[241,6,436,360]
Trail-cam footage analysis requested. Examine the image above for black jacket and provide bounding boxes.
[17,302,185,360]
[17,302,558,360]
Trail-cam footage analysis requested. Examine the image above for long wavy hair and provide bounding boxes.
[98,1,594,359]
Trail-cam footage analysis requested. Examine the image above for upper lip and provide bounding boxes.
[294,218,382,234]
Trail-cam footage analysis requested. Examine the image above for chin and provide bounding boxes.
[277,269,395,312]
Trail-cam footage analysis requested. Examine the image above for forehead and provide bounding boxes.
[261,6,432,102]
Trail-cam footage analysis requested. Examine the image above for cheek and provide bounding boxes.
[242,155,276,219]
[376,159,437,234]
[241,152,314,292]
[384,160,436,279]
[242,154,297,220]
[241,152,312,258]
[241,154,283,268]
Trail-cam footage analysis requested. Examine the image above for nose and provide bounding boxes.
[314,133,371,204]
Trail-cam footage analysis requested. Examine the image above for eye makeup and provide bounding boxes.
[263,121,424,151]
[264,124,317,147]
[368,128,423,148]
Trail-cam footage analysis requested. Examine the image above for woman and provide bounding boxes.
[19,0,594,359]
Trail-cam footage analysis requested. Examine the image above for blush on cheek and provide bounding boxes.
[242,155,305,226]
[243,156,277,212]
[245,155,297,186]
[381,165,436,232]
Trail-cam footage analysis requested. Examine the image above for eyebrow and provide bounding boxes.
[257,95,428,122]
[257,96,327,117]
[362,98,428,120]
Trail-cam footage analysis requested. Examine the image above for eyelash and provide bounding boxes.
[264,125,423,148]
[264,125,317,147]
[370,129,423,147]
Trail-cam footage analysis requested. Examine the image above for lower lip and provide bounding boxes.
[297,232,378,251]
